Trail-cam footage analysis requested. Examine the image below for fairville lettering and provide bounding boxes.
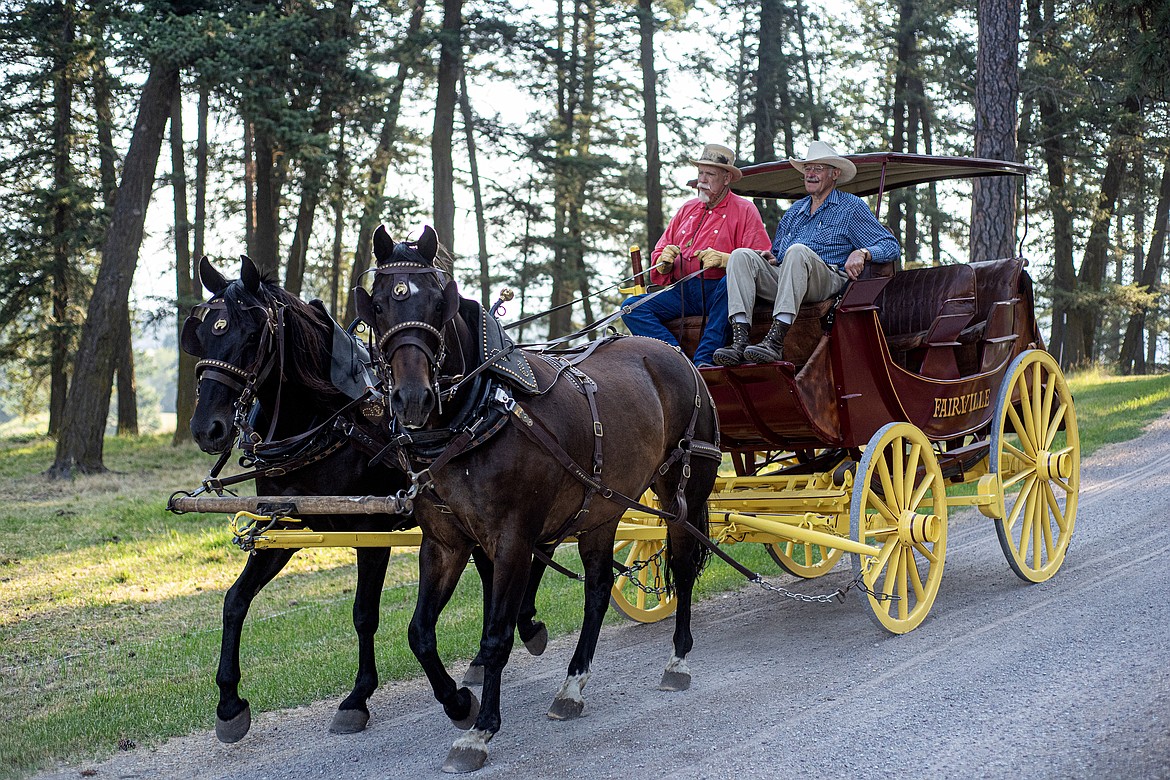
[933,388,991,418]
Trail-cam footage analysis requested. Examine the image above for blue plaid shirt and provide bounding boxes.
[771,189,900,269]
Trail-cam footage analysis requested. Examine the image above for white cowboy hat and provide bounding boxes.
[789,140,857,184]
[688,143,743,183]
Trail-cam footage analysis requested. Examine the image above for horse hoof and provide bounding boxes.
[215,704,252,744]
[658,669,691,691]
[546,696,584,721]
[462,664,484,686]
[329,707,370,734]
[442,731,490,773]
[522,623,548,656]
[451,689,480,730]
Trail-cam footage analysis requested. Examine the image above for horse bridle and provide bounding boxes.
[369,261,461,389]
[183,292,287,441]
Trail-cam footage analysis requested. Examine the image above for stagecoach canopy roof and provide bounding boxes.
[729,152,1031,200]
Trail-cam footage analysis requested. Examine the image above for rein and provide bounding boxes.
[501,258,681,332]
[515,267,707,350]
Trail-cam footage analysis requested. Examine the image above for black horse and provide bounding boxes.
[182,256,551,743]
[355,225,722,772]
[183,255,413,742]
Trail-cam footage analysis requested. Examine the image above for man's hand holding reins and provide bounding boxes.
[697,249,730,269]
[657,244,680,275]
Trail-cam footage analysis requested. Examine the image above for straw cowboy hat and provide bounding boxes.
[789,140,857,184]
[688,143,743,183]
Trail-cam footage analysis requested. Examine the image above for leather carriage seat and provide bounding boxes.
[961,256,1029,372]
[877,263,977,378]
[958,257,1026,344]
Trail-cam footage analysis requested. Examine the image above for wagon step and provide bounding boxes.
[935,439,991,481]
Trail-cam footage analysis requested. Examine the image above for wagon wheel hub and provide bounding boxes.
[1036,449,1073,481]
[898,509,941,545]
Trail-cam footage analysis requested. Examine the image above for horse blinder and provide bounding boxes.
[181,299,228,357]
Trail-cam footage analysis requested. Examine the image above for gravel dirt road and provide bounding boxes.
[34,413,1170,780]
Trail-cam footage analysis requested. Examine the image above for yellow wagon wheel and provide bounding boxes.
[610,517,677,623]
[766,539,844,579]
[990,350,1079,582]
[850,422,948,634]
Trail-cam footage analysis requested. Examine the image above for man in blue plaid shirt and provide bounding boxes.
[707,141,900,365]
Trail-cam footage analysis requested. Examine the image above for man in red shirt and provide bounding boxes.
[621,144,772,367]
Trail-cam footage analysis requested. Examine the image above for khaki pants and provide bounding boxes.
[725,243,849,320]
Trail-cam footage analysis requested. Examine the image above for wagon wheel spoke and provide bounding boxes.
[851,422,947,634]
[991,350,1079,583]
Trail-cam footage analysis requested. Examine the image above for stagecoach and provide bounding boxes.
[168,152,1078,771]
[610,153,1078,633]
[171,152,1078,638]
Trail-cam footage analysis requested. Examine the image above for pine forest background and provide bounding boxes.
[1,0,1168,476]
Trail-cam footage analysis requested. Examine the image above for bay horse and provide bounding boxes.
[182,256,548,744]
[354,225,722,773]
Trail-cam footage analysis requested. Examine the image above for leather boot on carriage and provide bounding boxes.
[712,322,752,366]
[743,319,790,363]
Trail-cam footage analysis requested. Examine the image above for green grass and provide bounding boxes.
[1067,367,1170,455]
[2,367,1169,778]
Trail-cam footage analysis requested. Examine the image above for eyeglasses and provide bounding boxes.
[804,165,831,173]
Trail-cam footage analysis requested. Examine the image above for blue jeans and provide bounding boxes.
[620,277,730,365]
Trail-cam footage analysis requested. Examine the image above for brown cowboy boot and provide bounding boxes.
[713,322,751,366]
[743,319,790,363]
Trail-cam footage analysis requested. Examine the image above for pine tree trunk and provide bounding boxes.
[1027,0,1076,366]
[547,0,576,338]
[284,0,352,297]
[432,0,462,254]
[195,86,208,261]
[243,120,256,252]
[637,0,663,249]
[457,68,491,308]
[50,62,180,477]
[251,126,281,276]
[345,0,427,324]
[1068,100,1136,365]
[172,89,197,445]
[48,0,76,438]
[1120,155,1170,374]
[115,312,138,435]
[970,0,1020,263]
[284,134,327,296]
[793,0,820,138]
[330,116,347,317]
[753,0,784,230]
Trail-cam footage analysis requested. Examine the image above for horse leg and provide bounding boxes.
[516,545,551,656]
[463,547,493,686]
[658,465,716,692]
[444,539,532,773]
[465,545,551,685]
[548,527,616,721]
[215,547,296,743]
[408,537,480,734]
[331,546,392,733]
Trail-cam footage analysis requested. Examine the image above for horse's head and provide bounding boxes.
[182,255,284,453]
[353,225,460,429]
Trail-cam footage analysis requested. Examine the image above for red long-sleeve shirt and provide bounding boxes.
[650,191,771,286]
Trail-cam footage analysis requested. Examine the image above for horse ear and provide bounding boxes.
[373,225,394,265]
[241,255,261,293]
[199,256,228,295]
[417,225,438,264]
[352,287,375,327]
[442,280,461,322]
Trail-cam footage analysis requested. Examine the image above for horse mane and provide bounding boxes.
[249,279,341,400]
